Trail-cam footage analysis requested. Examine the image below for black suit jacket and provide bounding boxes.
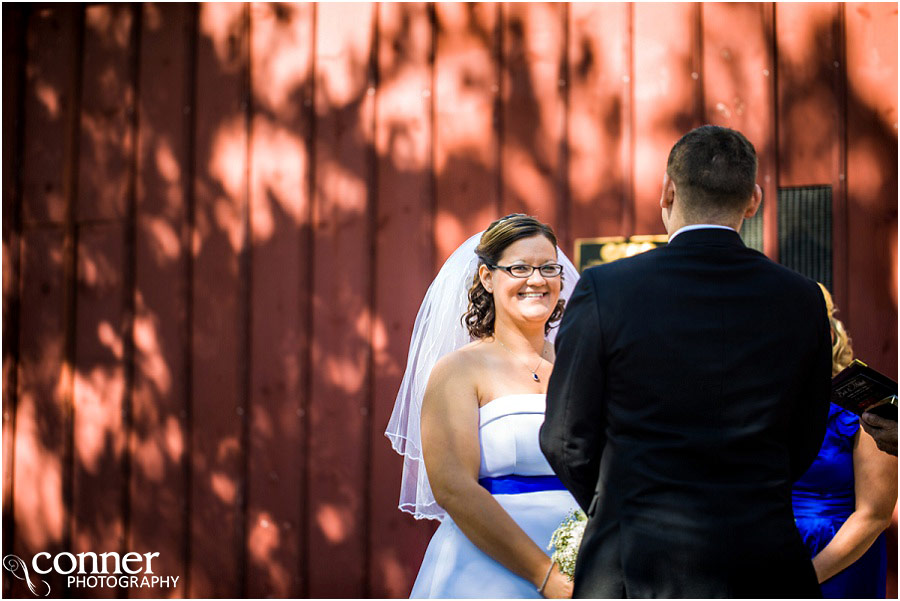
[540,228,832,598]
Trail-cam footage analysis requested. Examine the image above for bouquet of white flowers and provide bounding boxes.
[547,509,587,581]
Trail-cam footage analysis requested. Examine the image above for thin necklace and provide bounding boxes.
[496,338,544,383]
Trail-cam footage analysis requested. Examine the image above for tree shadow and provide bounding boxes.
[3,2,896,600]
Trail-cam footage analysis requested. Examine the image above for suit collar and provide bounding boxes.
[669,224,736,240]
[665,227,747,249]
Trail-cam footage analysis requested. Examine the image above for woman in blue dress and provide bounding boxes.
[792,285,897,597]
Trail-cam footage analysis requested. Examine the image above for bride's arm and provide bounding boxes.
[421,354,571,599]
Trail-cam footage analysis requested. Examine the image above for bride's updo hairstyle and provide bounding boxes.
[463,214,565,339]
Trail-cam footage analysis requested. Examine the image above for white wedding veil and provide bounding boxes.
[384,230,580,521]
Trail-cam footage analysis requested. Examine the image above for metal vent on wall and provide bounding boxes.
[740,210,764,252]
[777,186,833,292]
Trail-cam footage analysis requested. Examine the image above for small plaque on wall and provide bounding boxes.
[574,235,669,273]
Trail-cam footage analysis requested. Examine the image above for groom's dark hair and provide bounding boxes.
[666,125,758,217]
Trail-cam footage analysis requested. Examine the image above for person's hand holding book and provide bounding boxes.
[861,411,897,456]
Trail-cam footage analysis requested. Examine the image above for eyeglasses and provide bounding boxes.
[486,263,563,278]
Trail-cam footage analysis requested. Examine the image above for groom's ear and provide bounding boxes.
[660,173,676,210]
[743,184,763,219]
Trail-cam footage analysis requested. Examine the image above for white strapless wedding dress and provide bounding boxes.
[410,394,579,598]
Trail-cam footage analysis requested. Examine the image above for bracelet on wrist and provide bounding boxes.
[537,560,554,595]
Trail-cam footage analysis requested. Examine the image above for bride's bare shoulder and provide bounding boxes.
[425,341,488,397]
[431,340,487,373]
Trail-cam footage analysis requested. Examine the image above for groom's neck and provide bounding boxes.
[665,209,743,238]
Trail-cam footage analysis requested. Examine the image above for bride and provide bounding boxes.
[386,214,580,598]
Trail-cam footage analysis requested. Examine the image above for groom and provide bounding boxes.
[541,125,831,598]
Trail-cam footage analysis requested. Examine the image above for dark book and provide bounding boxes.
[831,359,898,420]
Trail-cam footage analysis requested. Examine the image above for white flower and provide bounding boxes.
[547,509,587,581]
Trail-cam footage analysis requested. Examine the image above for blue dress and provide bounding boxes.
[792,402,887,598]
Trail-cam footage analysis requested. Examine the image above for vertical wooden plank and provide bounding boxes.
[844,2,898,379]
[309,3,375,597]
[776,3,842,189]
[76,4,135,223]
[433,2,500,264]
[190,3,247,597]
[2,7,27,598]
[13,231,68,599]
[70,8,133,597]
[632,3,703,235]
[130,3,191,597]
[21,6,77,226]
[776,3,844,266]
[12,5,81,598]
[701,3,776,254]
[567,3,631,245]
[71,225,126,598]
[370,3,436,597]
[500,3,565,233]
[843,14,898,593]
[245,2,313,598]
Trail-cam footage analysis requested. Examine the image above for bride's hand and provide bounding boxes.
[540,562,573,599]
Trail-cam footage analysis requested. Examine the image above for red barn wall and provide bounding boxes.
[2,3,896,598]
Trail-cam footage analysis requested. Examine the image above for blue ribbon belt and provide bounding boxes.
[478,475,566,494]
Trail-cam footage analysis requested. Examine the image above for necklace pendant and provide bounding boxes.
[532,372,540,383]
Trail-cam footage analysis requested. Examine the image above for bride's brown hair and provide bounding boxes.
[462,214,565,339]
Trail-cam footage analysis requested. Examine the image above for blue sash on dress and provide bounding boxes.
[478,475,566,494]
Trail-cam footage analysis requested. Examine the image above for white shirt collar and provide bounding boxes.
[668,224,736,242]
